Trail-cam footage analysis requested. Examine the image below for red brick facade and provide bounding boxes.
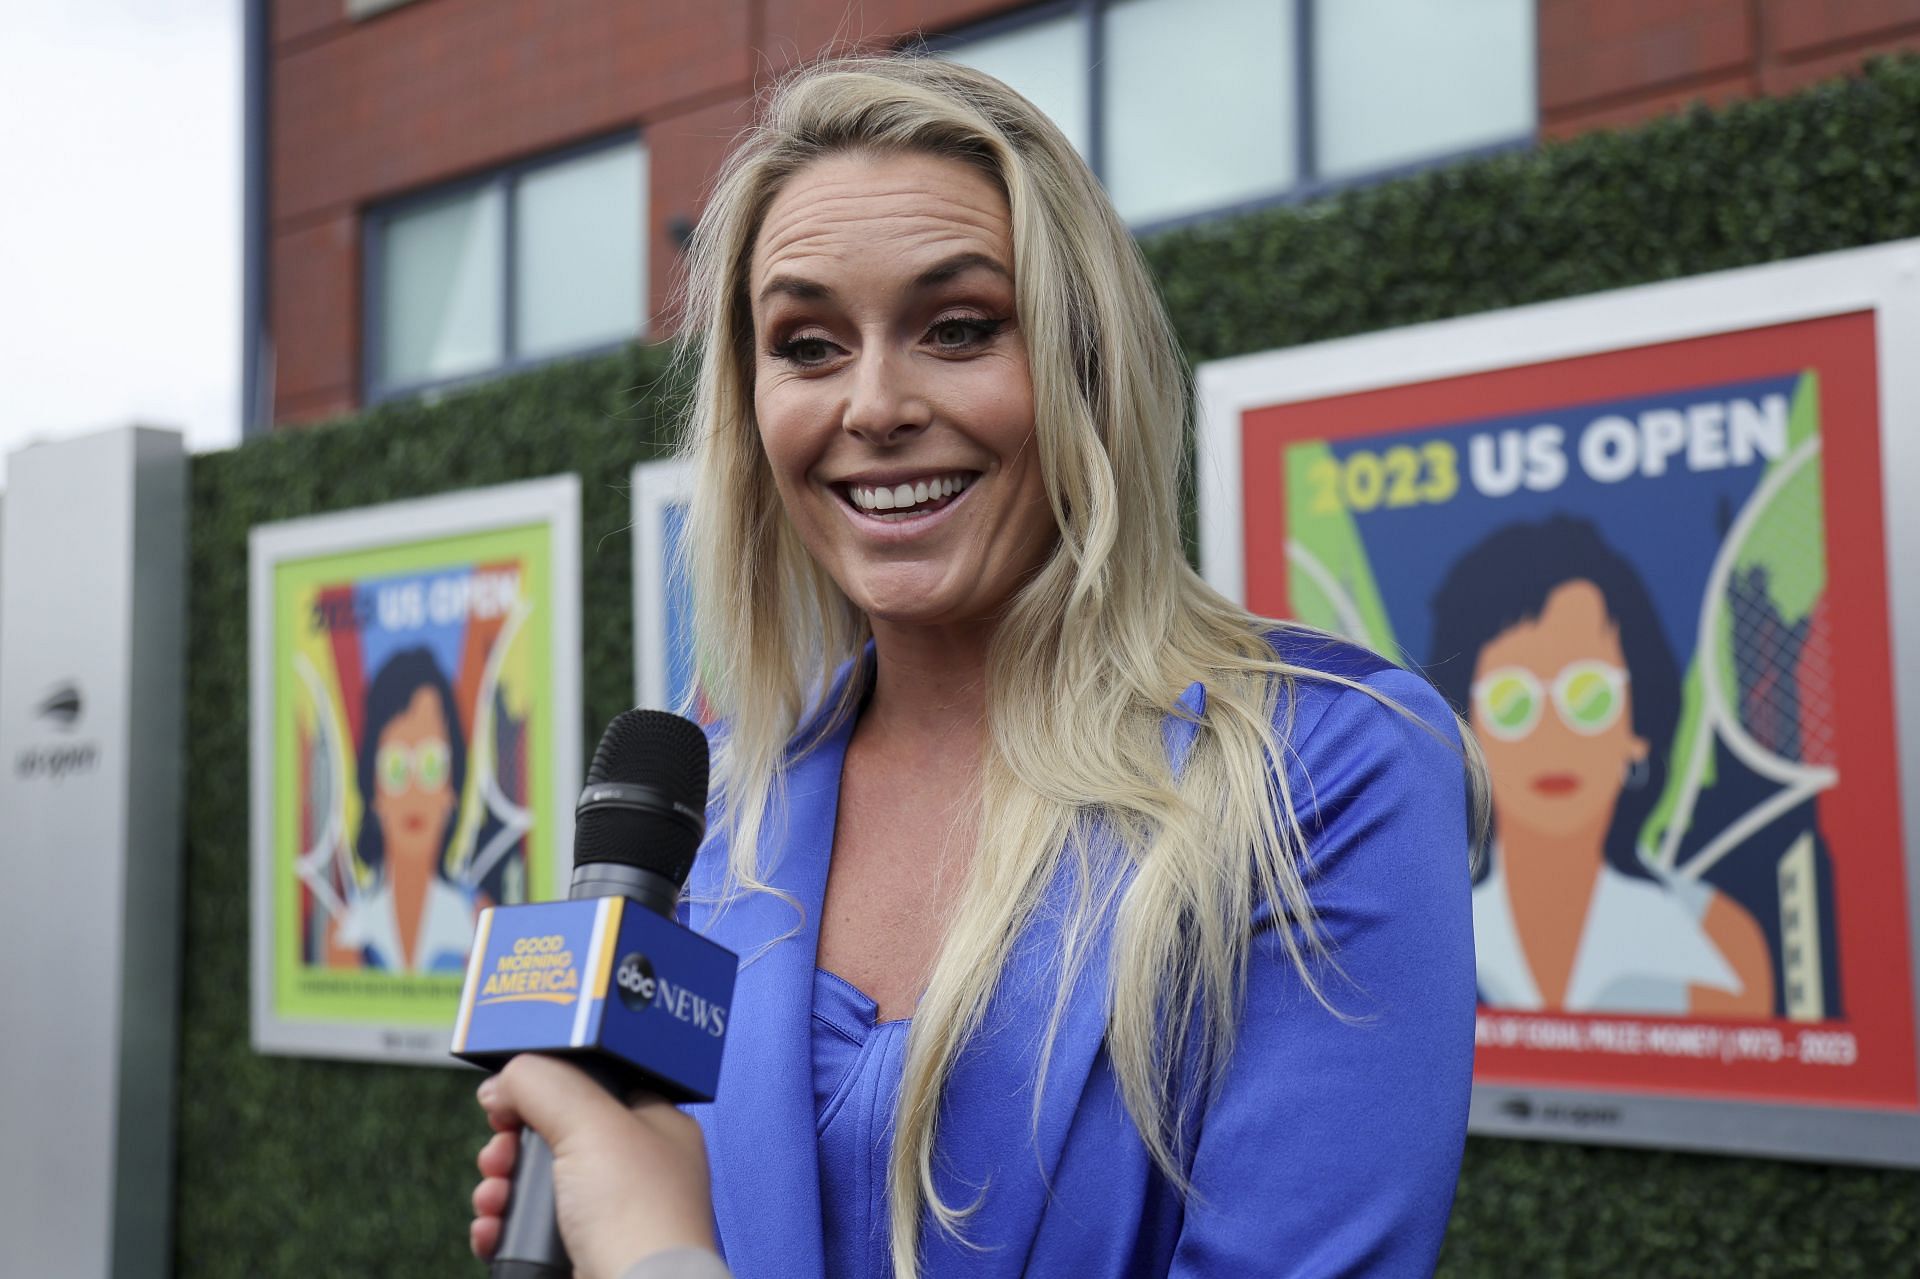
[269,0,1920,427]
[1539,0,1920,136]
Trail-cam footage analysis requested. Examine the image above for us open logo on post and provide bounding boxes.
[615,952,657,1011]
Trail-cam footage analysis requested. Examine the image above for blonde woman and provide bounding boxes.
[472,56,1478,1279]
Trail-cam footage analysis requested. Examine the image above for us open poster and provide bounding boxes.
[249,477,581,1063]
[1197,242,1920,1165]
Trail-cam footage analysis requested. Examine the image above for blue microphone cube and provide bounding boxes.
[451,897,739,1103]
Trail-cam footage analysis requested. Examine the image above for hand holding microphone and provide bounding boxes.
[453,709,737,1278]
[469,1053,714,1279]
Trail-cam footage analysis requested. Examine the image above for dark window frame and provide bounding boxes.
[361,130,645,407]
[918,0,1537,236]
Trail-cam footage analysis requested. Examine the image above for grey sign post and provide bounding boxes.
[0,427,187,1278]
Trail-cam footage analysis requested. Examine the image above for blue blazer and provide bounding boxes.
[683,638,1476,1277]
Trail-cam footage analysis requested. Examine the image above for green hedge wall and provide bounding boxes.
[176,58,1920,1277]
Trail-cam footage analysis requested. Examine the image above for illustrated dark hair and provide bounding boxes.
[355,646,467,880]
[1427,515,1679,883]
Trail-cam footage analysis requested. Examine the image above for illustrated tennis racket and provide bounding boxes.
[1656,434,1839,883]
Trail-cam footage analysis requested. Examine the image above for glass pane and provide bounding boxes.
[514,142,646,360]
[940,13,1091,157]
[380,186,503,388]
[1316,0,1535,180]
[1103,0,1297,225]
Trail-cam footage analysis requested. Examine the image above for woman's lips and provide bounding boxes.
[403,813,428,833]
[1531,773,1581,796]
[831,474,977,540]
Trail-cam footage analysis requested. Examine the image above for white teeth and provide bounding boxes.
[847,473,974,517]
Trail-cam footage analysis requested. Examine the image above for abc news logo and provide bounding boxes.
[614,951,728,1038]
[615,952,658,1007]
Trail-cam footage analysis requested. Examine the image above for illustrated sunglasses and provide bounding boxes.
[1471,661,1629,741]
[376,738,451,795]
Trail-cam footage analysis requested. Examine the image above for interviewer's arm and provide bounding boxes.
[1170,670,1477,1278]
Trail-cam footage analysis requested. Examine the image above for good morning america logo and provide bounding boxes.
[615,951,728,1038]
[478,933,582,1004]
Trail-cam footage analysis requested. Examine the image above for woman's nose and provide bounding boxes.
[841,346,931,445]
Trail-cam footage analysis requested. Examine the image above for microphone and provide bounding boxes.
[452,709,736,1279]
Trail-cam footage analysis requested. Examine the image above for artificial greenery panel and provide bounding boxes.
[174,58,1920,1277]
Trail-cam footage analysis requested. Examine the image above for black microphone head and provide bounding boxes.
[574,709,710,886]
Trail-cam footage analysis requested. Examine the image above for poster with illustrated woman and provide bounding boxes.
[249,477,581,1063]
[1198,242,1920,1165]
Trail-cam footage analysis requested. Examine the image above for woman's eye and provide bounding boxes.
[928,317,1001,350]
[771,335,837,366]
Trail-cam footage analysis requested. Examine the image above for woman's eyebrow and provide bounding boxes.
[911,251,1011,289]
[757,274,832,305]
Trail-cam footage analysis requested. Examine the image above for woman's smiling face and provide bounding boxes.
[749,149,1055,630]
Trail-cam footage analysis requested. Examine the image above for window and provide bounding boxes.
[943,11,1092,157]
[934,0,1534,229]
[1314,0,1535,179]
[1103,0,1296,224]
[366,136,646,402]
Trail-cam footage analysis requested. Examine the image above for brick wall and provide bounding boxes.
[1540,0,1920,136]
[268,0,1920,426]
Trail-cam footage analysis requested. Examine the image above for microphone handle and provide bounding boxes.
[490,862,682,1277]
[491,1129,569,1278]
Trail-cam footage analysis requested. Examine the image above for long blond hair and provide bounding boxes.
[676,55,1477,1277]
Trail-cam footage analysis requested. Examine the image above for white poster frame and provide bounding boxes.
[631,457,695,713]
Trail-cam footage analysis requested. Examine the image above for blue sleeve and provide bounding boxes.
[1169,668,1477,1278]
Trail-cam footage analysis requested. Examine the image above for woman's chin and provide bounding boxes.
[849,576,983,629]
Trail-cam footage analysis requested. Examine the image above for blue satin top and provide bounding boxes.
[811,967,909,1276]
[683,633,1477,1278]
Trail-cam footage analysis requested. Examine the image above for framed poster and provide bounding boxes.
[1197,239,1920,1166]
[249,477,581,1063]
[631,457,707,717]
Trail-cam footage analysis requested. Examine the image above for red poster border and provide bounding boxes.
[1240,311,1918,1110]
